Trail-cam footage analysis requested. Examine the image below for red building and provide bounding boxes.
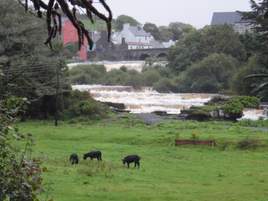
[62,19,88,61]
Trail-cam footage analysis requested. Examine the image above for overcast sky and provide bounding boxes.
[104,0,251,28]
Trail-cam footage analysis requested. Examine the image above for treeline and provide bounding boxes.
[167,24,268,99]
[69,64,175,92]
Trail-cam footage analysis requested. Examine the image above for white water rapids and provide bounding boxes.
[72,85,268,120]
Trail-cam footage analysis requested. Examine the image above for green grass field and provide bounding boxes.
[19,116,268,201]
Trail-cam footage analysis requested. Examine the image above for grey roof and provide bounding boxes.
[211,12,245,25]
[129,26,152,37]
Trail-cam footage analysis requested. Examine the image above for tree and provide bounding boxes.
[18,0,112,49]
[0,97,44,201]
[0,0,68,119]
[143,23,161,40]
[232,56,268,96]
[114,15,140,31]
[239,32,262,59]
[176,53,238,93]
[158,26,174,42]
[240,0,268,97]
[241,0,268,46]
[168,22,195,41]
[168,25,247,73]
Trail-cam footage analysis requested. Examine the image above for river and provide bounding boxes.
[72,85,267,120]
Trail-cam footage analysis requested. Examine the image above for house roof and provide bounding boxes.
[128,26,152,37]
[211,12,246,25]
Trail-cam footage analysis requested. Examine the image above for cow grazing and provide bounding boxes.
[69,153,79,165]
[122,155,141,168]
[83,151,102,161]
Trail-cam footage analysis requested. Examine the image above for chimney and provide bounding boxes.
[121,37,126,45]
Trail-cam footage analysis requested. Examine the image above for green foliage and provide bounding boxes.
[0,98,44,201]
[237,119,268,127]
[69,65,173,92]
[223,99,244,120]
[143,23,162,41]
[114,15,140,31]
[168,25,246,73]
[241,0,268,43]
[63,90,108,120]
[239,32,262,59]
[69,64,106,84]
[236,138,260,150]
[2,96,29,114]
[232,55,268,99]
[153,78,176,93]
[158,26,174,42]
[168,22,195,41]
[229,96,260,109]
[176,53,238,93]
[181,106,211,121]
[154,22,195,42]
[142,68,161,86]
[0,0,68,118]
[81,17,115,32]
[186,95,260,121]
[77,160,114,177]
[240,1,268,99]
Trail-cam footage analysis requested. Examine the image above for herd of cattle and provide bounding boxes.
[69,151,141,168]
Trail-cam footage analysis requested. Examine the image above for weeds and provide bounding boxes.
[77,160,115,177]
[236,138,260,150]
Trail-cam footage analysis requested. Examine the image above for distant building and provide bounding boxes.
[62,19,89,61]
[62,21,172,61]
[211,12,251,34]
[113,23,163,50]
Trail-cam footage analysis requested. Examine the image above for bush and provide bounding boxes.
[223,99,244,120]
[77,160,114,177]
[0,98,45,201]
[142,68,161,86]
[180,106,211,121]
[174,53,238,93]
[153,78,176,93]
[237,138,260,150]
[206,96,229,105]
[63,90,109,120]
[229,96,260,109]
[69,64,107,84]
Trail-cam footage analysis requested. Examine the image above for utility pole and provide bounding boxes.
[54,62,60,127]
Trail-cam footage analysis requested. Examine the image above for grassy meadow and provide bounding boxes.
[18,116,268,201]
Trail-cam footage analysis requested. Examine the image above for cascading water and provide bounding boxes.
[72,85,267,120]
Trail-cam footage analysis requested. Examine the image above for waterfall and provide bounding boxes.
[72,85,267,120]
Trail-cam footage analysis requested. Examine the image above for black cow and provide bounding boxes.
[83,151,102,161]
[122,155,141,168]
[69,153,79,165]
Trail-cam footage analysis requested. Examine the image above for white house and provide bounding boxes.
[112,24,155,50]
